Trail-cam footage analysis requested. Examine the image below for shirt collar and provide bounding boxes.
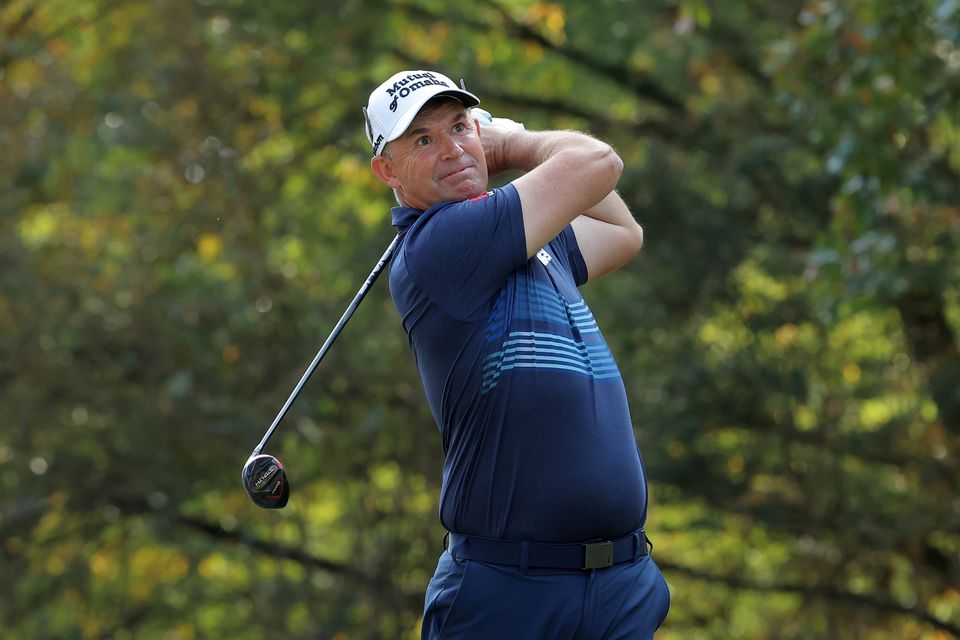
[390,199,461,231]
[390,205,422,230]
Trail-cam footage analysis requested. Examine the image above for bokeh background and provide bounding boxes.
[2,0,959,637]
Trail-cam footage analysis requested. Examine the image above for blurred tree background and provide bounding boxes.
[1,0,958,637]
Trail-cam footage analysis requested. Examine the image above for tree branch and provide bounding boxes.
[389,0,684,114]
[387,47,681,146]
[659,559,960,636]
[0,1,132,69]
[96,604,157,640]
[895,288,960,436]
[172,513,423,611]
[480,0,685,114]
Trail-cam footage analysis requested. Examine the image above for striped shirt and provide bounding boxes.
[389,184,646,543]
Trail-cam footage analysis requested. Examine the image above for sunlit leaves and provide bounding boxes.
[2,0,959,637]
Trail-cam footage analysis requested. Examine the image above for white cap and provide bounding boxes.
[363,70,480,156]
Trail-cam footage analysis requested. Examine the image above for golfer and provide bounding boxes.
[364,70,670,638]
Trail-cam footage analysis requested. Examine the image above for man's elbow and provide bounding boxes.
[627,221,644,257]
[578,141,623,194]
[597,144,624,191]
[601,223,644,277]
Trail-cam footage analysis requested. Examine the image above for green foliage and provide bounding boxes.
[1,0,958,637]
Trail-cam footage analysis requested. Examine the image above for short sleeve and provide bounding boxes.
[551,226,589,286]
[402,184,527,319]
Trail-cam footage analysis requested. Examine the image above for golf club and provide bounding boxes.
[242,235,399,508]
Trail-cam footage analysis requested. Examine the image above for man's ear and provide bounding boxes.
[370,154,401,189]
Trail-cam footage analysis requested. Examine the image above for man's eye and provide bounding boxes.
[453,123,466,133]
[416,136,431,146]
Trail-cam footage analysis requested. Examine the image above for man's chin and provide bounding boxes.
[448,177,488,201]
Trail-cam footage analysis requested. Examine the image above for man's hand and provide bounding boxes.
[478,125,517,177]
[473,108,526,177]
[472,108,524,132]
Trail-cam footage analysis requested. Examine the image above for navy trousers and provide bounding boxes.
[421,549,670,639]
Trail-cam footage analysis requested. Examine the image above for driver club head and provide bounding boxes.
[242,454,290,509]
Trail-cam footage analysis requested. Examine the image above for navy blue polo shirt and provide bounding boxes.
[389,184,646,543]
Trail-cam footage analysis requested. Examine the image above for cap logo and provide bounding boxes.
[371,134,385,155]
[386,72,449,112]
[366,70,479,155]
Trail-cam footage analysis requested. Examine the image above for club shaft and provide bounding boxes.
[251,235,399,455]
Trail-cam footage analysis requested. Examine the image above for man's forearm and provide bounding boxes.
[485,129,612,176]
[569,189,644,279]
[492,127,634,232]
[478,118,639,276]
[580,190,636,229]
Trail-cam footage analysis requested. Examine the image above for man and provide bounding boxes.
[364,70,669,639]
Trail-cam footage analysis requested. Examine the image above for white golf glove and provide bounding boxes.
[471,107,525,131]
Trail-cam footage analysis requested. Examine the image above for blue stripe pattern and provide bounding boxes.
[482,279,620,393]
[486,280,599,339]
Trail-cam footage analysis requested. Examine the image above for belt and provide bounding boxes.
[445,528,650,571]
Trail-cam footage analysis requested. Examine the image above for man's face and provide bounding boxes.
[371,100,488,211]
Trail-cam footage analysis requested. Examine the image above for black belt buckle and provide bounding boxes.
[583,541,614,569]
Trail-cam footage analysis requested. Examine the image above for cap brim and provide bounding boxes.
[383,88,480,149]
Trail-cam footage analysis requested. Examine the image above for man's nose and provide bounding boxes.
[438,134,464,158]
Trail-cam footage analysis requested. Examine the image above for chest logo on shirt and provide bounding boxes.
[536,248,552,266]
